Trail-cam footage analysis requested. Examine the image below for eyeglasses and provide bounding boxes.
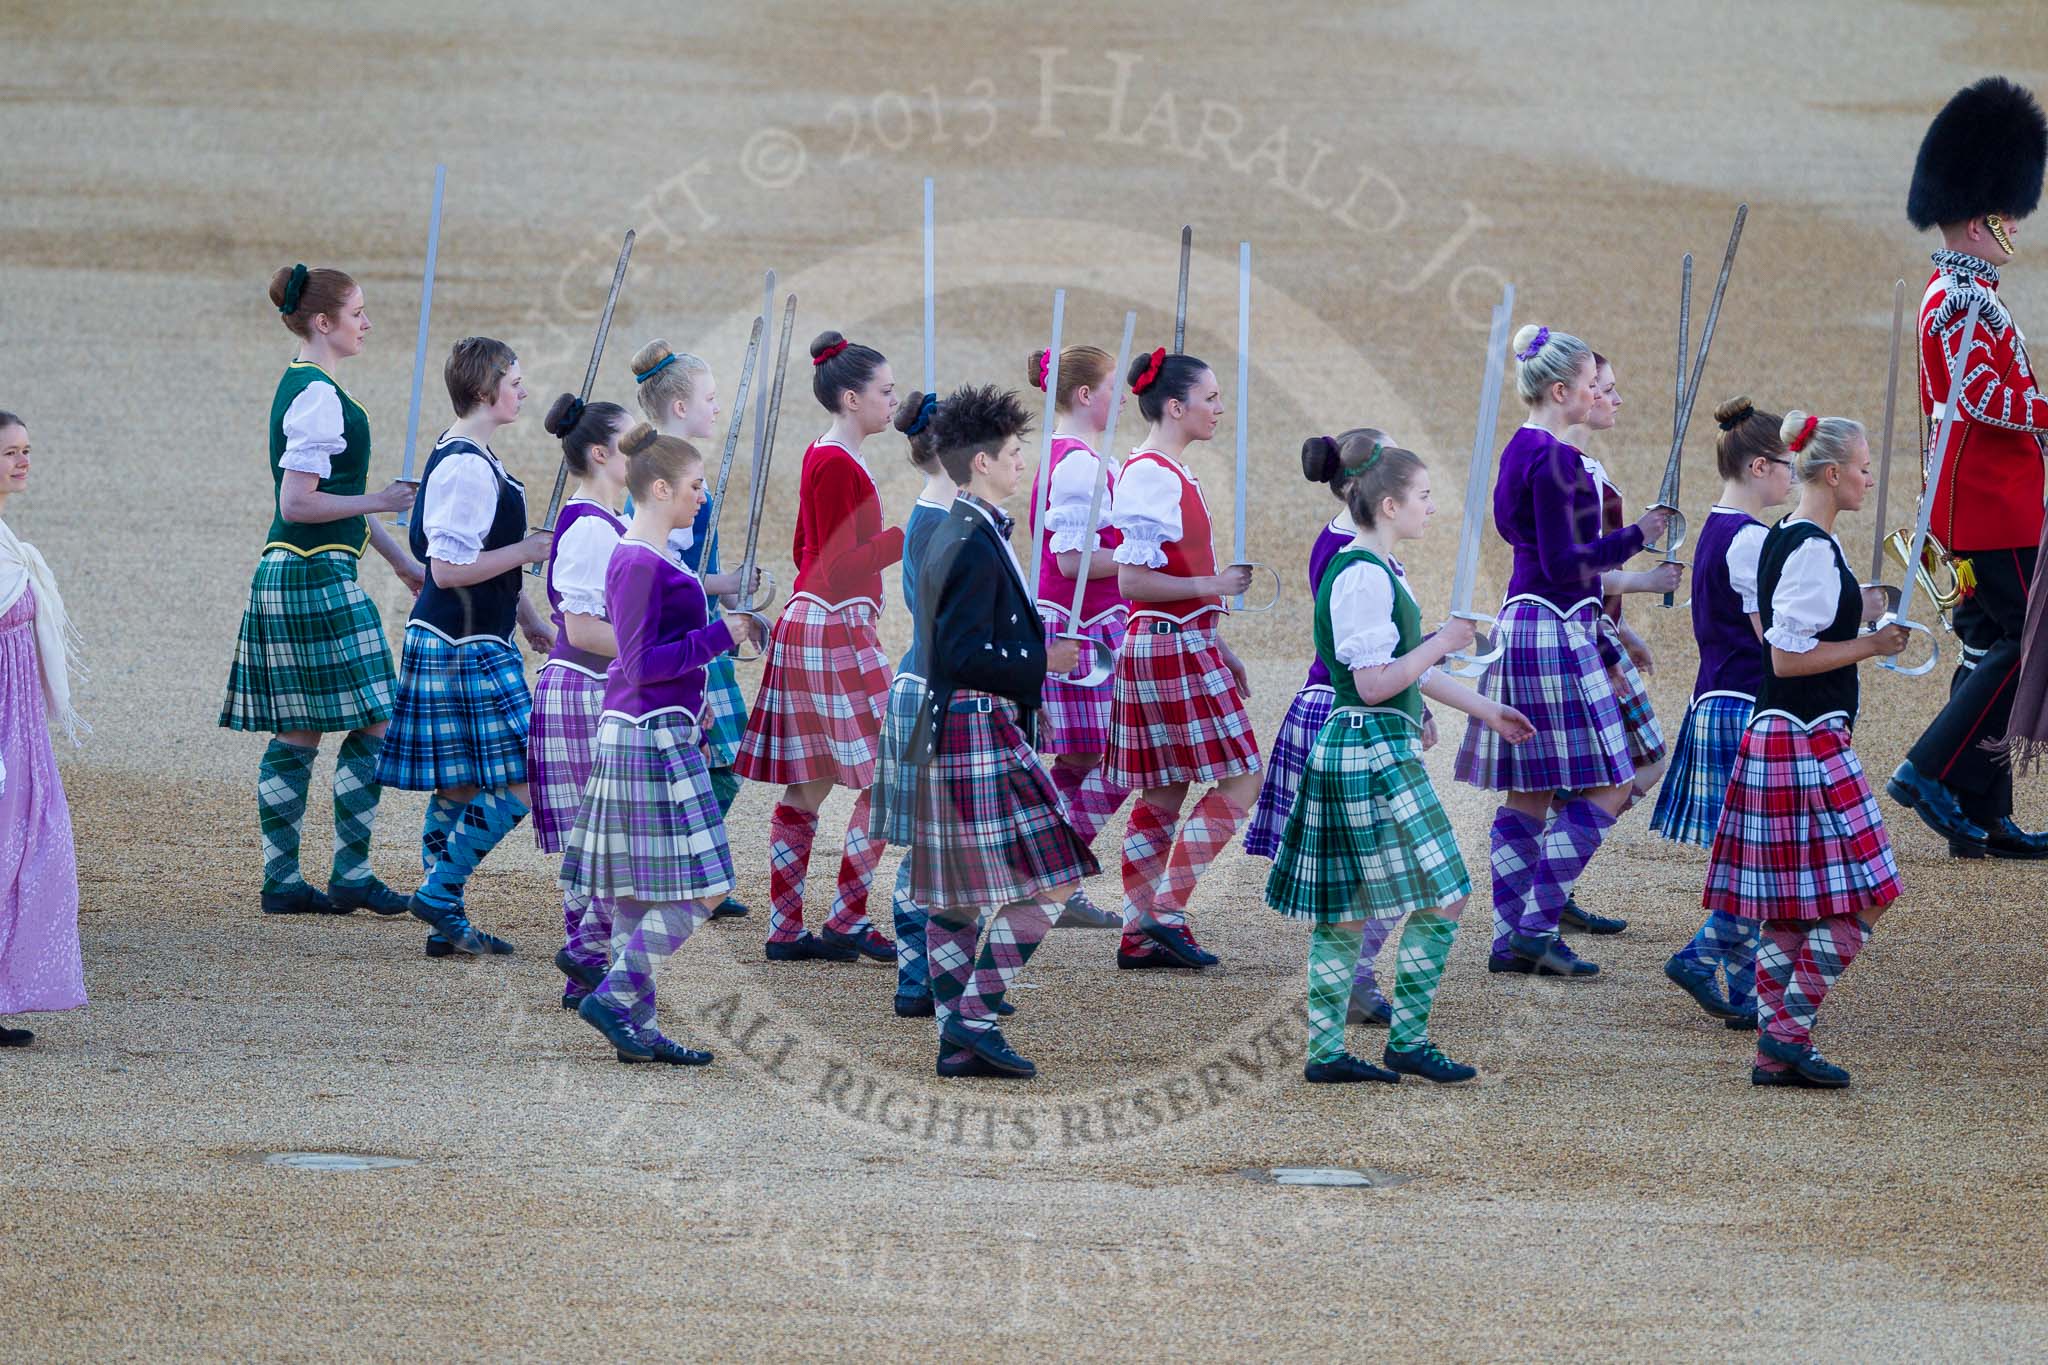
[1762,457,1793,469]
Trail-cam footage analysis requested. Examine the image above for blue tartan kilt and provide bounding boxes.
[375,626,531,792]
[868,669,930,847]
[1648,693,1753,847]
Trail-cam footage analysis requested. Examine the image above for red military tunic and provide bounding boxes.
[1921,251,2048,554]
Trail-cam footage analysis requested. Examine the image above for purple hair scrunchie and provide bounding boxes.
[1516,326,1551,362]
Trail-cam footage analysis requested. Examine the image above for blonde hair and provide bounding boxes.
[1028,344,1116,413]
[629,339,711,425]
[1512,324,1593,406]
[1779,410,1865,482]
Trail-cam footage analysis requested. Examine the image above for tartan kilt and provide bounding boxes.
[699,651,749,770]
[735,596,890,789]
[1037,612,1126,756]
[909,695,1100,911]
[1454,596,1635,793]
[868,670,930,847]
[1244,683,1335,859]
[1600,618,1667,768]
[1702,713,1900,922]
[1648,693,1753,847]
[374,626,530,792]
[559,713,734,903]
[1104,616,1262,790]
[219,548,395,733]
[527,663,605,853]
[1266,708,1470,924]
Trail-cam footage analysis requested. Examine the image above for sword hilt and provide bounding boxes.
[1442,610,1505,678]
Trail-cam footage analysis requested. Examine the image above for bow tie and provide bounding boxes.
[992,508,1016,541]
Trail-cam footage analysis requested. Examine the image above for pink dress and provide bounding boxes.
[0,588,84,1014]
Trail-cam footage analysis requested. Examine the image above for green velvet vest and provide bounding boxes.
[1314,546,1423,724]
[265,362,372,556]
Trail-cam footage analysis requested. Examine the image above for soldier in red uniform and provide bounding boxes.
[1888,76,2048,859]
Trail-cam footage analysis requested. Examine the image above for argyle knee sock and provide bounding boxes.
[1152,787,1249,930]
[1051,761,1088,811]
[709,765,741,820]
[925,909,983,1034]
[892,859,930,1000]
[824,789,883,935]
[416,789,529,912]
[258,738,318,894]
[1067,763,1132,847]
[1781,914,1871,1045]
[576,894,616,963]
[1524,798,1616,937]
[959,900,1056,1026]
[1118,798,1177,952]
[1488,806,1543,957]
[766,802,820,943]
[1387,911,1459,1050]
[329,730,386,890]
[562,889,607,987]
[1350,913,1396,1001]
[593,899,704,1031]
[1677,911,1759,1013]
[1753,920,1804,1068]
[1307,921,1365,1064]
[421,793,464,877]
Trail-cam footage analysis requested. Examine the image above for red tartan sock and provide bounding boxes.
[1151,787,1249,930]
[960,900,1057,1023]
[767,803,820,944]
[1051,761,1088,809]
[1066,763,1132,847]
[1753,919,1805,1067]
[824,789,884,935]
[1782,914,1870,1043]
[1118,798,1177,951]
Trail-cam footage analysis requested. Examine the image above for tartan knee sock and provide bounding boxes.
[1781,914,1870,1045]
[416,789,528,912]
[1051,761,1088,810]
[1679,911,1759,1011]
[421,793,464,877]
[1488,807,1543,956]
[892,859,930,999]
[576,894,615,963]
[1152,787,1249,930]
[959,900,1057,1027]
[925,909,982,1034]
[1066,763,1132,847]
[1387,911,1458,1050]
[1524,798,1616,937]
[1117,798,1177,951]
[258,738,318,893]
[709,766,741,820]
[329,730,385,890]
[1351,913,1396,997]
[824,789,884,935]
[593,900,703,1031]
[1753,920,1804,1067]
[1307,921,1365,1064]
[766,803,819,943]
[562,889,607,984]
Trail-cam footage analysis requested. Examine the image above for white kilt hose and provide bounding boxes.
[1105,616,1261,791]
[735,596,891,789]
[558,714,734,905]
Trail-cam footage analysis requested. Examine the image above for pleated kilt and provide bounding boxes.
[1598,617,1667,769]
[699,651,748,771]
[375,626,530,792]
[1454,596,1635,793]
[1702,712,1900,923]
[1266,708,1470,924]
[527,662,605,853]
[219,548,395,733]
[558,713,734,904]
[1648,692,1753,847]
[1104,615,1261,791]
[1037,611,1126,755]
[735,596,890,789]
[909,694,1100,912]
[868,669,930,847]
[1244,683,1334,859]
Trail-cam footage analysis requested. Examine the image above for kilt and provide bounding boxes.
[1648,692,1752,847]
[1266,708,1470,924]
[699,652,748,770]
[559,713,734,903]
[735,596,890,789]
[527,663,605,853]
[1702,712,1900,922]
[1037,613,1126,755]
[219,548,395,733]
[909,694,1100,911]
[374,626,531,792]
[868,670,929,847]
[1599,619,1667,768]
[1104,615,1262,791]
[1244,683,1335,859]
[1454,596,1635,793]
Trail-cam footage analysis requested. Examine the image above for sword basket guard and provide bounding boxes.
[1226,562,1283,615]
[743,567,779,614]
[1441,610,1505,678]
[730,610,774,664]
[1055,631,1117,688]
[1874,613,1938,677]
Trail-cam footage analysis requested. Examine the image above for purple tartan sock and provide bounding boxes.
[1523,798,1616,938]
[1488,807,1543,957]
[593,898,710,1031]
[1350,913,1396,995]
[561,889,607,995]
[959,900,1057,1027]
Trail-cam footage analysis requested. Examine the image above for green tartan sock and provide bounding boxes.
[709,766,740,820]
[330,730,385,889]
[1307,921,1364,1064]
[1387,910,1458,1050]
[258,739,318,894]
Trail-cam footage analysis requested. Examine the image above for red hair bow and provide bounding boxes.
[812,339,850,367]
[1788,413,1819,453]
[1130,347,1167,394]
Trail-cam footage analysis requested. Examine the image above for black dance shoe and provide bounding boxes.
[1750,1065,1825,1087]
[1303,1052,1399,1084]
[1486,952,1536,975]
[819,925,896,962]
[1756,1035,1851,1087]
[1949,817,2048,860]
[709,895,751,919]
[764,931,858,963]
[261,884,344,916]
[1383,1040,1477,1084]
[1558,896,1628,934]
[328,879,412,916]
[0,1025,33,1048]
[1663,955,1744,1020]
[1053,889,1124,930]
[576,993,653,1062]
[1143,923,1218,968]
[1346,984,1393,1027]
[635,1033,714,1067]
[1725,1012,1758,1032]
[1887,761,1989,845]
[1507,931,1599,977]
[553,947,606,992]
[407,894,483,954]
[938,1020,1035,1077]
[893,993,936,1018]
[1116,940,1193,970]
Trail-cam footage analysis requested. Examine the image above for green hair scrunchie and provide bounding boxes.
[279,263,309,316]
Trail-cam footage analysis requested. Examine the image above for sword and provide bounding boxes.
[923,176,937,396]
[393,163,445,528]
[731,291,798,660]
[1027,289,1066,601]
[1229,240,1280,614]
[1442,280,1516,678]
[1173,224,1191,353]
[1055,310,1138,689]
[530,229,634,574]
[1879,292,1979,677]
[1651,204,1748,602]
[1656,252,1692,605]
[700,312,765,607]
[1867,278,1908,614]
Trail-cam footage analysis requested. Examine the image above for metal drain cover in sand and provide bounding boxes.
[1242,1166,1410,1189]
[265,1152,417,1172]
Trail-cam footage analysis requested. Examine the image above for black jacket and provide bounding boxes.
[907,497,1048,760]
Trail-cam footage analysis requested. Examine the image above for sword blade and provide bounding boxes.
[400,164,446,489]
[923,176,937,396]
[1897,293,1982,626]
[1872,278,1907,583]
[1662,253,1692,509]
[1028,290,1067,602]
[1450,283,1515,615]
[752,270,774,489]
[703,313,766,570]
[1661,205,1747,521]
[533,230,634,570]
[1233,241,1251,610]
[1067,311,1139,628]
[1173,225,1191,353]
[739,292,799,590]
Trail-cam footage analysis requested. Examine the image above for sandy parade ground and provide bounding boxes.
[4,0,2048,1357]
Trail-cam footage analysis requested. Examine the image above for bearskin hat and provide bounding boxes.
[1908,76,2048,230]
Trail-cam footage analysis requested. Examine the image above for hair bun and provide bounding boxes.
[619,421,661,457]
[1028,349,1051,390]
[1298,434,1341,485]
[1512,324,1550,362]
[544,393,586,438]
[810,330,849,365]
[1714,395,1755,431]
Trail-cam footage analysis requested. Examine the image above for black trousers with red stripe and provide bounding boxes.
[1905,543,2036,823]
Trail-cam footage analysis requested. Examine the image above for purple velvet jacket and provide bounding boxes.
[1493,426,1645,609]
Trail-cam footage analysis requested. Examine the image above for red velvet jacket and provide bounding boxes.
[1921,253,2048,553]
[789,438,905,609]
